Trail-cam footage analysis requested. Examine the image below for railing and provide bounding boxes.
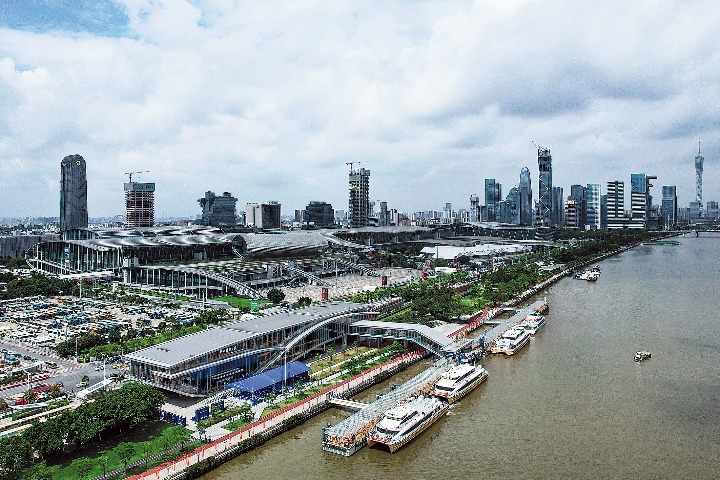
[126,351,423,480]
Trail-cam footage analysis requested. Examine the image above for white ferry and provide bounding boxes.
[490,327,531,355]
[366,395,448,453]
[430,363,488,404]
[519,313,546,335]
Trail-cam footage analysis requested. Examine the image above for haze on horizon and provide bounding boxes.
[0,0,718,219]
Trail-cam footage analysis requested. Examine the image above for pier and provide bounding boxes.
[321,299,548,456]
[322,359,449,456]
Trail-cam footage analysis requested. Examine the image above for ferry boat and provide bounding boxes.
[518,313,546,335]
[430,363,488,404]
[366,395,448,453]
[634,351,651,362]
[490,327,531,355]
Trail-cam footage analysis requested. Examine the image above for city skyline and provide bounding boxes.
[1,1,719,217]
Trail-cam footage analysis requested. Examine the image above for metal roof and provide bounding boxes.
[124,302,367,368]
[226,361,310,393]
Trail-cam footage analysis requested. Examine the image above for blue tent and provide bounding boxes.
[227,361,310,394]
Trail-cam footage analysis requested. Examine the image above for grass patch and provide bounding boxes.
[41,422,193,480]
[213,296,272,309]
[309,346,371,374]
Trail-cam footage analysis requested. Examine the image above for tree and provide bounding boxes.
[23,389,36,404]
[72,457,95,480]
[292,296,312,309]
[114,442,135,469]
[266,288,285,304]
[0,435,31,479]
[81,374,89,384]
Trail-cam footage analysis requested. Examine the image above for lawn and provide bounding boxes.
[41,422,194,479]
[213,296,272,309]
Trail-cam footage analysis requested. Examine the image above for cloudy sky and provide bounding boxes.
[1,0,718,219]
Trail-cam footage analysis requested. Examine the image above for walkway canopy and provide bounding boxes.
[226,361,310,394]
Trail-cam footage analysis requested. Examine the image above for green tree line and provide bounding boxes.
[0,383,166,478]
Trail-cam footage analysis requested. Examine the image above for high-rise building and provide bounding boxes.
[246,201,281,229]
[564,196,583,229]
[484,179,502,221]
[304,201,335,227]
[198,191,237,227]
[570,185,587,227]
[469,195,480,222]
[661,186,677,229]
[585,184,601,230]
[379,201,389,227]
[60,154,88,233]
[600,194,608,229]
[537,147,553,226]
[348,168,370,228]
[607,181,625,229]
[552,186,564,227]
[629,173,656,229]
[124,182,155,228]
[504,187,520,224]
[519,167,532,226]
[695,142,704,217]
[706,201,719,219]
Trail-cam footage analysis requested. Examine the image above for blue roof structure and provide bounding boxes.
[227,361,310,393]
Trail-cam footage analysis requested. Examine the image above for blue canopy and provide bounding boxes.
[227,361,310,393]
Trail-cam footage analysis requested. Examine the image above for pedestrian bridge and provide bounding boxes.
[349,320,470,357]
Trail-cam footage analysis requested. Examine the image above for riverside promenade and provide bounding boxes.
[125,350,424,480]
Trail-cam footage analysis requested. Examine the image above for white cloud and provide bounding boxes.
[0,0,719,218]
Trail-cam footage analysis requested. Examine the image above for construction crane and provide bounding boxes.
[125,171,149,183]
[345,161,369,172]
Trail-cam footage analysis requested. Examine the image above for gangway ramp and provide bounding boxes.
[328,397,368,411]
[483,300,548,348]
[322,360,449,456]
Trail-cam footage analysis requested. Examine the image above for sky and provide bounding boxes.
[1,0,719,219]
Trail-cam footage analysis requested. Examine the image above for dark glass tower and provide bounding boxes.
[537,147,552,226]
[519,167,532,225]
[60,154,88,232]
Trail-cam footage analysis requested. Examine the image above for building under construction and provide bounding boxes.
[124,182,155,228]
[349,167,371,228]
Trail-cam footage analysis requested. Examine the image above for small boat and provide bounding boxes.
[634,351,651,362]
[491,327,531,355]
[591,265,601,273]
[367,395,448,453]
[518,313,546,335]
[430,363,488,404]
[586,271,600,282]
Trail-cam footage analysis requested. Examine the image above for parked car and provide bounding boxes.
[75,381,88,388]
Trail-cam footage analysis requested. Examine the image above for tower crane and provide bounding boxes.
[125,171,149,183]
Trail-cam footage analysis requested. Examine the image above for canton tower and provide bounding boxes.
[695,141,704,216]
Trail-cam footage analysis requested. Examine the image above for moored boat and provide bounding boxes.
[430,363,488,404]
[490,327,531,355]
[366,395,448,453]
[518,312,546,335]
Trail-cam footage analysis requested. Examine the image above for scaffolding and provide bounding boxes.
[322,358,449,456]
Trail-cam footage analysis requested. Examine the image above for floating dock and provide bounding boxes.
[482,300,547,351]
[322,360,449,456]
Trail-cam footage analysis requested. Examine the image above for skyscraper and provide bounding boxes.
[124,182,155,228]
[552,186,564,227]
[661,186,677,229]
[695,142,704,217]
[349,167,370,228]
[198,191,237,227]
[564,196,583,229]
[60,154,88,233]
[537,147,552,226]
[504,187,520,224]
[469,195,480,222]
[629,173,656,229]
[519,167,532,226]
[570,185,587,227]
[484,179,502,221]
[606,181,625,229]
[585,184,601,230]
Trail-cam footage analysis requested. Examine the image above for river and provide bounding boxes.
[201,235,720,480]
